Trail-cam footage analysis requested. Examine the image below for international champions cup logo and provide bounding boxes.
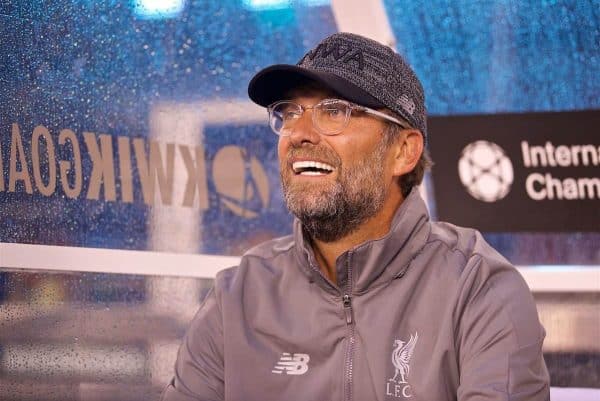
[458,141,514,202]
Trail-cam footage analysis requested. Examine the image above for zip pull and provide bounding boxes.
[342,294,353,325]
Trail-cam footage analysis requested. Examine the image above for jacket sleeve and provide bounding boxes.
[161,285,225,401]
[456,254,550,401]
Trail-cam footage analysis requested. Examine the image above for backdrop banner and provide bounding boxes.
[428,110,600,232]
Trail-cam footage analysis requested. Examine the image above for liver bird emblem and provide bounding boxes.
[389,332,419,383]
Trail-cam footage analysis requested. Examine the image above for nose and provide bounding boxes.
[287,110,321,147]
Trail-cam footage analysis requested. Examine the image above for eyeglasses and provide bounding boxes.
[267,98,410,136]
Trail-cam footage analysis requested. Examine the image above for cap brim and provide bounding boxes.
[247,64,384,109]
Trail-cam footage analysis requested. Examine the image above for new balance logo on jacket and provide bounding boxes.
[271,353,310,375]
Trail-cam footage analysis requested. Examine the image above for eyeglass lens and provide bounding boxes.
[269,100,351,136]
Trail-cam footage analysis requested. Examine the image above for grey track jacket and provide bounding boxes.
[162,190,550,401]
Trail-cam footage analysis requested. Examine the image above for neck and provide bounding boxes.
[310,192,405,284]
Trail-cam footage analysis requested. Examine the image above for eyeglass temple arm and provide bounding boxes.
[358,107,410,129]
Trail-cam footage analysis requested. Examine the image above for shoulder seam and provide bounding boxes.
[425,235,471,265]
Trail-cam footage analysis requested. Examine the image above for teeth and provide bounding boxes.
[292,161,334,174]
[299,171,326,176]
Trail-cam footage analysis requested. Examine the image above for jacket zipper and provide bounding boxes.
[307,251,355,401]
[343,294,355,401]
[343,294,353,324]
[343,254,355,401]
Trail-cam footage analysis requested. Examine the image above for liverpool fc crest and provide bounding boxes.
[386,332,418,398]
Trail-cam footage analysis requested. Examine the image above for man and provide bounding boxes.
[162,32,550,401]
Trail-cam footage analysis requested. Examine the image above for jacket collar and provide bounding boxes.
[293,188,431,294]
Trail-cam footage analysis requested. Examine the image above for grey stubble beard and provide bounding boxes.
[281,139,388,242]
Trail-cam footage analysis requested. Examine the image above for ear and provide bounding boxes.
[391,129,424,177]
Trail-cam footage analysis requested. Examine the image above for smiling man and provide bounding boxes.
[162,33,550,401]
[273,85,420,281]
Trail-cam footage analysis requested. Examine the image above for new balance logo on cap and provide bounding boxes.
[271,353,310,375]
[398,94,416,115]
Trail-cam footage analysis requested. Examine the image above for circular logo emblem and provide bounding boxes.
[212,145,270,218]
[458,141,513,202]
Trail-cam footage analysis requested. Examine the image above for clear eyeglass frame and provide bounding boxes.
[267,98,411,136]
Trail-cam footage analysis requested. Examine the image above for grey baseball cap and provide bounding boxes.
[248,32,427,140]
